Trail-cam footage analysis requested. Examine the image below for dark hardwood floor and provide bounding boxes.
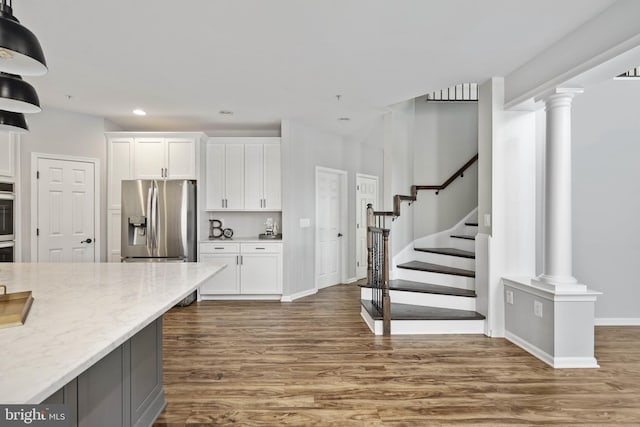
[155,284,640,426]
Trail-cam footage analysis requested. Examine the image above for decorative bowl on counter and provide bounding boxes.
[258,233,282,240]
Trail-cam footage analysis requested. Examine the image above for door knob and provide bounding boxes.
[81,238,93,244]
[338,233,343,237]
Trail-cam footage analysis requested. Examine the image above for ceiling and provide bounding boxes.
[15,0,617,136]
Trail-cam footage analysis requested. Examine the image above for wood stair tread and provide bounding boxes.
[361,300,485,321]
[360,279,476,298]
[397,261,475,278]
[414,247,475,259]
[450,234,476,240]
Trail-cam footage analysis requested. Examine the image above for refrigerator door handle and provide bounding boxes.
[151,181,159,254]
[146,185,153,253]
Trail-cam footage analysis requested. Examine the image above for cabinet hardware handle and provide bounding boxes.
[215,247,224,250]
[263,199,266,208]
[222,199,224,208]
[240,255,243,264]
[236,255,239,264]
[255,247,265,250]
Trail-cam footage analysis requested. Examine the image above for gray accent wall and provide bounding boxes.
[572,78,640,320]
[20,108,109,262]
[281,119,384,297]
[412,99,478,239]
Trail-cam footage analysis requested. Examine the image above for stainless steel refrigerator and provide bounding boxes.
[121,179,197,305]
[121,179,197,262]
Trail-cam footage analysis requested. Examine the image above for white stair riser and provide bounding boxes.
[390,290,476,311]
[394,268,475,289]
[361,311,486,336]
[389,319,486,335]
[450,238,475,252]
[464,225,478,235]
[411,250,475,270]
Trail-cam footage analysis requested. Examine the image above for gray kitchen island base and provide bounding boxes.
[43,318,165,427]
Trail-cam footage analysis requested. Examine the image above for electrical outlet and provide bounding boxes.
[505,290,514,305]
[299,218,311,228]
[484,213,491,227]
[534,300,543,318]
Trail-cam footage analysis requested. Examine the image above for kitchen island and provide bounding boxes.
[0,262,224,425]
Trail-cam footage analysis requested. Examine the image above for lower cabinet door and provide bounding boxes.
[240,254,281,294]
[77,346,126,427]
[200,254,240,294]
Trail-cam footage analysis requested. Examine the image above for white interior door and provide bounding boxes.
[37,158,96,262]
[316,168,345,289]
[356,174,378,279]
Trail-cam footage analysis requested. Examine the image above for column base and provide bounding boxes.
[503,277,602,369]
[532,275,587,292]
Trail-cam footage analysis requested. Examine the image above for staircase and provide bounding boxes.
[360,154,485,335]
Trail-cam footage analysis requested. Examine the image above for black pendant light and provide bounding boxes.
[0,0,47,76]
[0,71,39,112]
[0,108,27,132]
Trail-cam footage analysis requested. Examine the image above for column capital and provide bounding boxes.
[536,87,584,104]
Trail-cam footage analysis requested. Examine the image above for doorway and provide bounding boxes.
[315,167,347,290]
[355,174,379,279]
[31,154,100,262]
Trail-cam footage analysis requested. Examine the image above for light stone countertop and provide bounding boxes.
[200,237,282,243]
[0,262,225,404]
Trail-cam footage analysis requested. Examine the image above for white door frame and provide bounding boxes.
[315,166,348,290]
[30,153,101,262]
[355,173,379,279]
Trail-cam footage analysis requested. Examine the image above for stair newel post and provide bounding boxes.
[382,228,391,336]
[366,204,374,290]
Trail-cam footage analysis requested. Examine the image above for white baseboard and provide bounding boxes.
[200,295,282,301]
[595,318,640,326]
[505,330,599,369]
[280,288,317,302]
[344,277,359,284]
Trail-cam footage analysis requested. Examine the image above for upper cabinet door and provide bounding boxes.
[244,144,264,210]
[225,144,245,210]
[0,132,15,178]
[205,143,226,210]
[133,138,165,179]
[263,143,281,210]
[107,137,133,210]
[166,138,196,179]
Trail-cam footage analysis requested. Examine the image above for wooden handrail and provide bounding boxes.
[374,153,478,217]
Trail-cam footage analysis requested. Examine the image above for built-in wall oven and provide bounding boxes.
[0,182,15,262]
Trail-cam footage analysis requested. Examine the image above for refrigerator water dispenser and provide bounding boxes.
[128,216,147,246]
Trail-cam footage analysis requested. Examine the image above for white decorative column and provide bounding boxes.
[535,88,586,292]
[503,87,600,369]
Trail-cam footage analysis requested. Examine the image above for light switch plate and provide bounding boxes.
[299,218,311,228]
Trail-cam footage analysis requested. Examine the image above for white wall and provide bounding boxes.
[477,78,537,337]
[572,78,640,320]
[281,119,383,297]
[383,100,415,257]
[412,99,478,239]
[19,108,108,262]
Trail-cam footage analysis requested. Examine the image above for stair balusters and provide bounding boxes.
[367,204,391,335]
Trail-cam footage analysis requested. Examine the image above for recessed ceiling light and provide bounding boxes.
[337,117,351,121]
[133,109,146,116]
[219,110,234,115]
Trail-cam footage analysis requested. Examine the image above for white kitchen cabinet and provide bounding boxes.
[199,253,240,294]
[244,143,281,210]
[107,210,122,262]
[198,242,283,297]
[107,137,133,210]
[263,143,281,210]
[133,136,197,179]
[0,132,17,179]
[205,137,280,211]
[205,143,244,210]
